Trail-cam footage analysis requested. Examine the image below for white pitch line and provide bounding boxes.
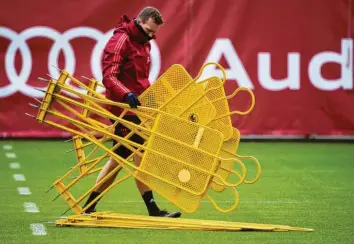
[9,163,21,169]
[42,221,56,224]
[3,145,12,150]
[13,174,26,181]
[17,187,31,196]
[5,152,16,158]
[24,202,40,213]
[30,224,47,236]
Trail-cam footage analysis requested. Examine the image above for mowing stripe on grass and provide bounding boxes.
[5,152,16,158]
[107,200,303,204]
[13,174,26,181]
[30,224,47,236]
[17,187,31,195]
[9,162,20,169]
[3,145,13,150]
[24,202,40,213]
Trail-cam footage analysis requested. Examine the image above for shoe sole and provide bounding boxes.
[165,212,182,218]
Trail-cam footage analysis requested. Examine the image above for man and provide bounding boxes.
[83,7,181,218]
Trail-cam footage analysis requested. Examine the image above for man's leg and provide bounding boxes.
[133,154,181,218]
[84,115,181,217]
[83,116,144,213]
[83,119,125,213]
[96,157,121,191]
[133,154,159,215]
[82,157,121,213]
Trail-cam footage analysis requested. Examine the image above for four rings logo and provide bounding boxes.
[0,26,161,98]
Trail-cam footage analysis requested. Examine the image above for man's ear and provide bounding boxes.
[136,17,143,25]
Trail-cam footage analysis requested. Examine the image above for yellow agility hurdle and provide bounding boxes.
[136,63,261,192]
[36,63,259,206]
[28,64,312,232]
[47,63,259,195]
[56,212,313,232]
[33,70,243,214]
[89,63,259,192]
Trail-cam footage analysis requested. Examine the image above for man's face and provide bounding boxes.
[137,17,161,38]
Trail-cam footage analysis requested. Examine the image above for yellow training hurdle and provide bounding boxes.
[28,63,311,232]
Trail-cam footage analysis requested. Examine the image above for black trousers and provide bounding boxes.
[111,115,145,159]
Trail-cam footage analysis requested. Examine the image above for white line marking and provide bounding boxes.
[9,163,20,169]
[3,145,12,150]
[5,152,16,158]
[42,221,56,224]
[30,224,47,236]
[24,202,40,213]
[13,174,26,181]
[17,187,31,195]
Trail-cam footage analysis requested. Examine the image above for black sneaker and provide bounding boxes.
[156,210,181,218]
[83,209,96,215]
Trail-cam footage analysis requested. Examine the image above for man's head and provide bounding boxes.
[136,7,164,38]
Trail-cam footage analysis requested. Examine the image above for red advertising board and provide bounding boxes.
[0,0,353,137]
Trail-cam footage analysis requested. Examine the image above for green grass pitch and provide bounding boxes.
[0,140,353,244]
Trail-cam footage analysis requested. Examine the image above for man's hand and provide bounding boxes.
[124,92,141,108]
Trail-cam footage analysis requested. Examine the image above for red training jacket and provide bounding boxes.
[101,15,153,116]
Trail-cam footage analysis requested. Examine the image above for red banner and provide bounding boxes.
[0,0,353,137]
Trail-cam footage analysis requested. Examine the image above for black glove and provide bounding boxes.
[124,92,140,108]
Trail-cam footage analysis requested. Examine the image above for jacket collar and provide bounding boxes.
[115,15,155,44]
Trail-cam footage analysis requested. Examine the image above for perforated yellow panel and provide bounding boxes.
[162,83,216,125]
[138,65,193,128]
[135,113,224,212]
[138,64,216,127]
[137,173,205,213]
[137,69,238,196]
[199,77,234,141]
[211,128,241,192]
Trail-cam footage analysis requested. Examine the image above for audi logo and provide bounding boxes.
[0,26,161,98]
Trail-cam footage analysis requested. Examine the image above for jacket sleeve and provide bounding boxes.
[101,33,131,101]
